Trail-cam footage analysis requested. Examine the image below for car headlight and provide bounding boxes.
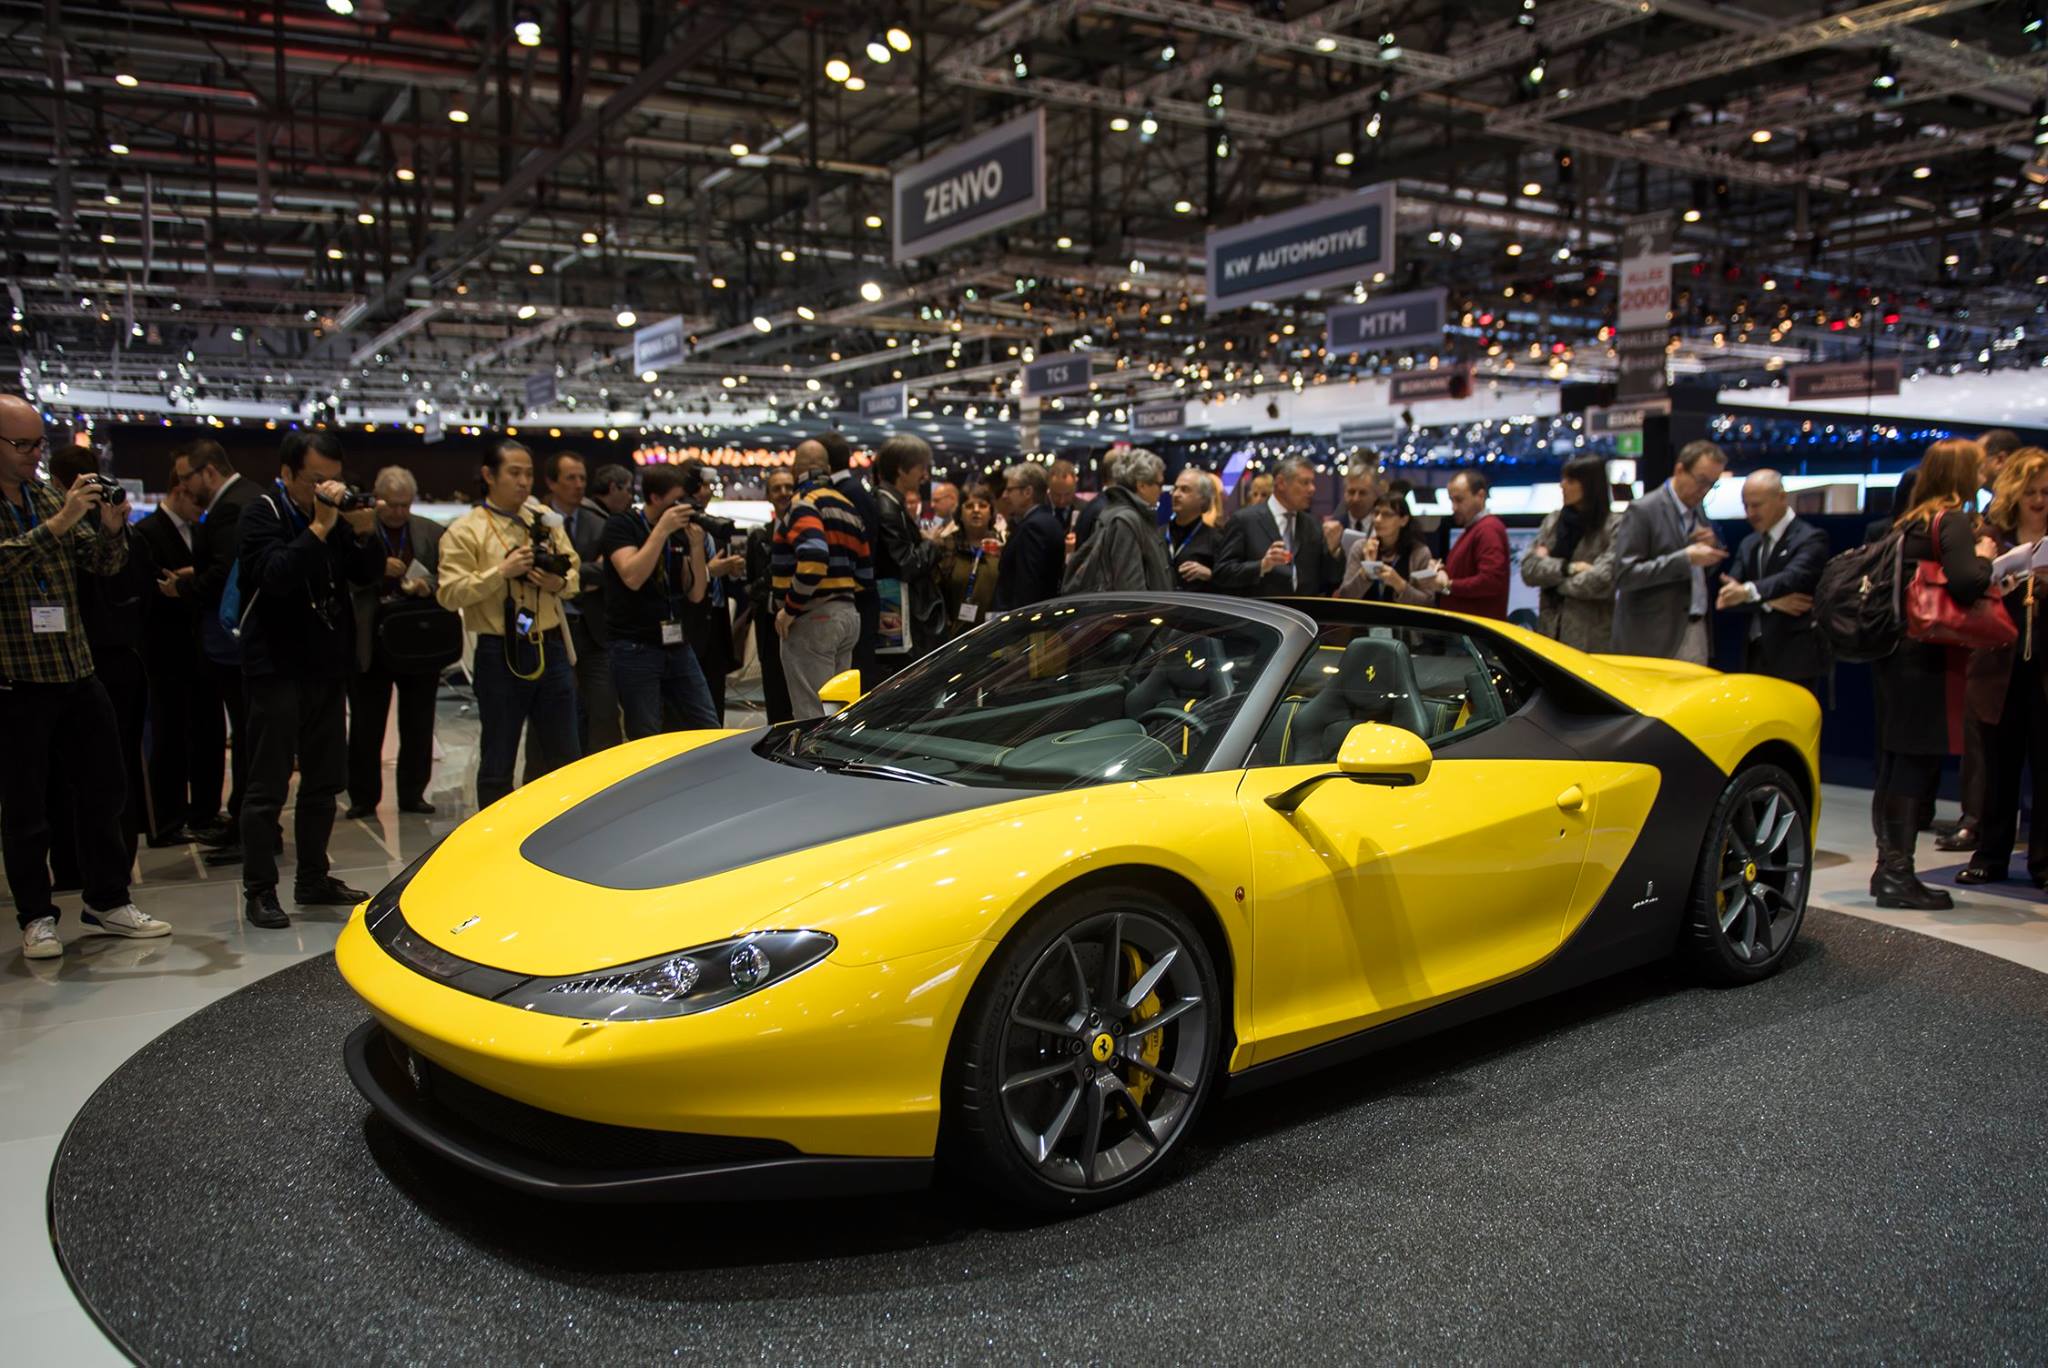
[495,931,836,1022]
[364,840,442,928]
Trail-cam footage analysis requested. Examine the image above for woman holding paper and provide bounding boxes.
[1337,487,1437,604]
[1959,446,2048,887]
[1521,455,1618,652]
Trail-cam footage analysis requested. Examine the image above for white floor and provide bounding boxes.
[2,728,2043,1361]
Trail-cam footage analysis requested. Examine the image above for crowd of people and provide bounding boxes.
[0,380,2040,952]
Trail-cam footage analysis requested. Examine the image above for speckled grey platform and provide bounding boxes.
[50,908,2048,1364]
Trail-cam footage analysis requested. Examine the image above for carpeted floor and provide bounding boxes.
[49,908,2048,1364]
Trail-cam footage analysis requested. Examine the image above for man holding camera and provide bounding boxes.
[598,463,719,738]
[0,392,172,958]
[436,439,580,808]
[236,431,386,929]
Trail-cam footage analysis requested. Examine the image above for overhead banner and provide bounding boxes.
[1021,350,1098,398]
[859,383,908,422]
[1339,417,1400,447]
[1387,367,1471,404]
[893,109,1047,262]
[1586,399,1673,435]
[1615,330,1670,403]
[1788,358,1903,403]
[1206,184,1395,312]
[523,371,557,411]
[632,316,687,375]
[1617,216,1674,332]
[1131,401,1186,435]
[421,413,445,445]
[1326,287,1446,353]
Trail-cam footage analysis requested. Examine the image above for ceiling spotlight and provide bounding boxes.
[98,232,116,245]
[825,55,852,82]
[615,308,636,327]
[357,211,376,225]
[1110,115,1131,132]
[1378,31,1402,61]
[796,305,817,321]
[580,228,599,244]
[517,304,539,320]
[805,378,823,391]
[1505,242,1523,256]
[113,72,139,88]
[2026,3,2044,36]
[1335,150,1355,167]
[779,247,797,262]
[886,25,913,53]
[1912,164,1932,179]
[395,166,416,182]
[1522,180,1543,196]
[867,34,892,63]
[1763,277,1777,291]
[1365,111,1382,138]
[102,178,121,205]
[1215,131,1231,157]
[729,139,751,158]
[448,108,470,123]
[752,315,773,333]
[1683,207,1702,222]
[845,76,867,92]
[1174,199,1194,213]
[1943,252,1960,266]
[1750,128,1773,144]
[864,213,883,229]
[1011,50,1028,80]
[1139,109,1159,140]
[1526,52,1546,84]
[646,190,666,206]
[860,280,884,302]
[1056,234,1074,249]
[526,262,544,275]
[326,245,345,260]
[641,370,658,383]
[326,0,354,12]
[711,276,728,289]
[1315,36,1338,52]
[108,141,129,156]
[1872,47,1899,93]
[513,17,541,46]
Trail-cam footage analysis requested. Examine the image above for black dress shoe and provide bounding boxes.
[145,826,191,849]
[397,799,436,815]
[203,844,244,867]
[1934,824,1979,852]
[1955,865,2004,885]
[245,890,291,929]
[342,803,377,820]
[294,877,371,906]
[196,824,239,848]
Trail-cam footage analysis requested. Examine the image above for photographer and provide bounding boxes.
[598,463,720,738]
[0,393,170,960]
[235,430,385,930]
[435,439,580,808]
[675,459,746,720]
[344,465,447,819]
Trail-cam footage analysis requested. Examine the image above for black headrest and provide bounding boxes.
[1331,636,1415,705]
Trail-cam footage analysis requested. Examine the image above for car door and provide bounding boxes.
[1235,621,1597,1065]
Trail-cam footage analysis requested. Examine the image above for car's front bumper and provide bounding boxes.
[344,1020,933,1201]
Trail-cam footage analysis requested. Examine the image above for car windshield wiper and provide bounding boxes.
[771,745,958,787]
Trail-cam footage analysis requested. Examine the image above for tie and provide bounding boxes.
[1284,514,1300,590]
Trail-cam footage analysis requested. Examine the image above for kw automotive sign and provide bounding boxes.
[1387,367,1471,404]
[1131,401,1186,434]
[1021,350,1098,398]
[893,110,1047,262]
[859,383,908,422]
[1326,287,1446,353]
[1787,358,1902,403]
[632,315,687,375]
[523,371,557,411]
[1205,184,1396,312]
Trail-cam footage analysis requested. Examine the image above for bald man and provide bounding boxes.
[1714,468,1831,692]
[0,394,173,958]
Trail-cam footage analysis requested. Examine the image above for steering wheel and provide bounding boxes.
[1136,704,1216,739]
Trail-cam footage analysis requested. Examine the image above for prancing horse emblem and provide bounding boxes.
[450,916,481,935]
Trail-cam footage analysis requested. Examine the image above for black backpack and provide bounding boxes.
[1813,530,1905,663]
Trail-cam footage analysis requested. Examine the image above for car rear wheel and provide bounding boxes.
[1680,763,1810,984]
[947,885,1221,1211]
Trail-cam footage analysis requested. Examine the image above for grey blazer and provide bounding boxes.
[1610,483,1707,659]
[351,514,446,672]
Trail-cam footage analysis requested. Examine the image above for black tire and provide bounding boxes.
[1679,763,1811,985]
[945,883,1223,1212]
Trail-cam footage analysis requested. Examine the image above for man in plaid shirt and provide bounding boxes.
[0,393,172,960]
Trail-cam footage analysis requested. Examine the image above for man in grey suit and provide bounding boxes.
[1612,440,1729,663]
[345,465,449,817]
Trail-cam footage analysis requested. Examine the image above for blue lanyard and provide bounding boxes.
[379,521,411,563]
[1166,521,1201,562]
[963,544,986,596]
[273,481,311,534]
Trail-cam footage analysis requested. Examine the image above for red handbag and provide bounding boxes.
[1904,511,2016,650]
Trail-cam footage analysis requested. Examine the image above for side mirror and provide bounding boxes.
[1267,722,1431,815]
[818,668,864,710]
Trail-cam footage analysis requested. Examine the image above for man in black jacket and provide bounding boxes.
[188,439,264,849]
[744,467,797,722]
[135,450,227,844]
[1166,466,1222,590]
[1214,454,1343,597]
[1715,468,1831,694]
[871,434,945,675]
[994,461,1064,610]
[235,432,384,928]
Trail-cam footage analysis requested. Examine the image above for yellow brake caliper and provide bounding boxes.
[1120,945,1164,1111]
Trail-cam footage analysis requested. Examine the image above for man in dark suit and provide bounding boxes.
[1213,454,1344,597]
[993,460,1065,610]
[188,439,265,861]
[135,451,228,844]
[1715,469,1831,694]
[345,465,448,818]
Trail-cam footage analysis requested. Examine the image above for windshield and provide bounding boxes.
[765,601,1285,790]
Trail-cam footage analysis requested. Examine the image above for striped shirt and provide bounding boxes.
[0,478,128,684]
[772,477,872,615]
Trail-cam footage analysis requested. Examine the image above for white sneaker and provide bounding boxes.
[21,916,63,960]
[81,904,172,939]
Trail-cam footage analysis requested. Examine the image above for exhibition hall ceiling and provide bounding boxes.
[2,0,2044,447]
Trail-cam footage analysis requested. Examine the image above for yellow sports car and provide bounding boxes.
[340,594,1819,1209]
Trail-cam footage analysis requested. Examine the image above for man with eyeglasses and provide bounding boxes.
[0,393,172,959]
[1612,439,1731,664]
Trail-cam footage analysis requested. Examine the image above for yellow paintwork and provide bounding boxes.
[337,614,1822,1162]
[1335,720,1434,785]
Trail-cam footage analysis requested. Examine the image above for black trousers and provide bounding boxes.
[524,614,617,782]
[1973,672,2048,878]
[752,611,793,724]
[145,633,225,832]
[49,646,147,884]
[0,675,131,927]
[346,665,438,809]
[239,673,347,896]
[211,660,249,820]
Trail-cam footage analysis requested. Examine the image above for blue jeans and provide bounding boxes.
[471,633,580,809]
[607,639,721,740]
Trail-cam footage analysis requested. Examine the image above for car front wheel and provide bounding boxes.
[947,885,1222,1211]
[1680,763,1811,984]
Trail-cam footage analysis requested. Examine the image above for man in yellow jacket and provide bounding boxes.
[436,439,581,808]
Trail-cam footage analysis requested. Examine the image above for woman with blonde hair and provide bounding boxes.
[1870,438,1997,909]
[1959,447,2048,887]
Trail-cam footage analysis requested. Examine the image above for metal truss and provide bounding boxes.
[938,64,1290,137]
[1803,116,2042,178]
[936,0,1099,76]
[1089,0,1458,82]
[1883,29,2048,95]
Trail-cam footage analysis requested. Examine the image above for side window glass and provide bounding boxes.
[1253,623,1512,767]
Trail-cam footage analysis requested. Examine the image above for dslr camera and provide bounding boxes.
[526,509,572,577]
[316,484,376,512]
[80,474,127,506]
[692,509,737,550]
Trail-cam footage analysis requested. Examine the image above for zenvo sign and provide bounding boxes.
[1206,184,1395,312]
[894,110,1046,262]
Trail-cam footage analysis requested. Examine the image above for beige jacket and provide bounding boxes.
[435,501,581,639]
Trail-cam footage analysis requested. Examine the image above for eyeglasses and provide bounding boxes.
[0,434,48,455]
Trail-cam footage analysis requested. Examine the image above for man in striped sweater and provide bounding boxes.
[774,439,874,718]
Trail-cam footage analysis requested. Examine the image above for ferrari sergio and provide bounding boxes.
[340,594,1819,1209]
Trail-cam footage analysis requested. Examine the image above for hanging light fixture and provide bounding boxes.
[824,54,852,82]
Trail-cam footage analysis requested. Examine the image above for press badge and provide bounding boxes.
[30,601,67,633]
[660,620,684,646]
[956,602,979,624]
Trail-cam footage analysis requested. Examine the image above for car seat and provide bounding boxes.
[1125,636,1235,755]
[1283,636,1430,763]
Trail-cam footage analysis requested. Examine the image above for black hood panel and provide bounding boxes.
[518,731,1019,890]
